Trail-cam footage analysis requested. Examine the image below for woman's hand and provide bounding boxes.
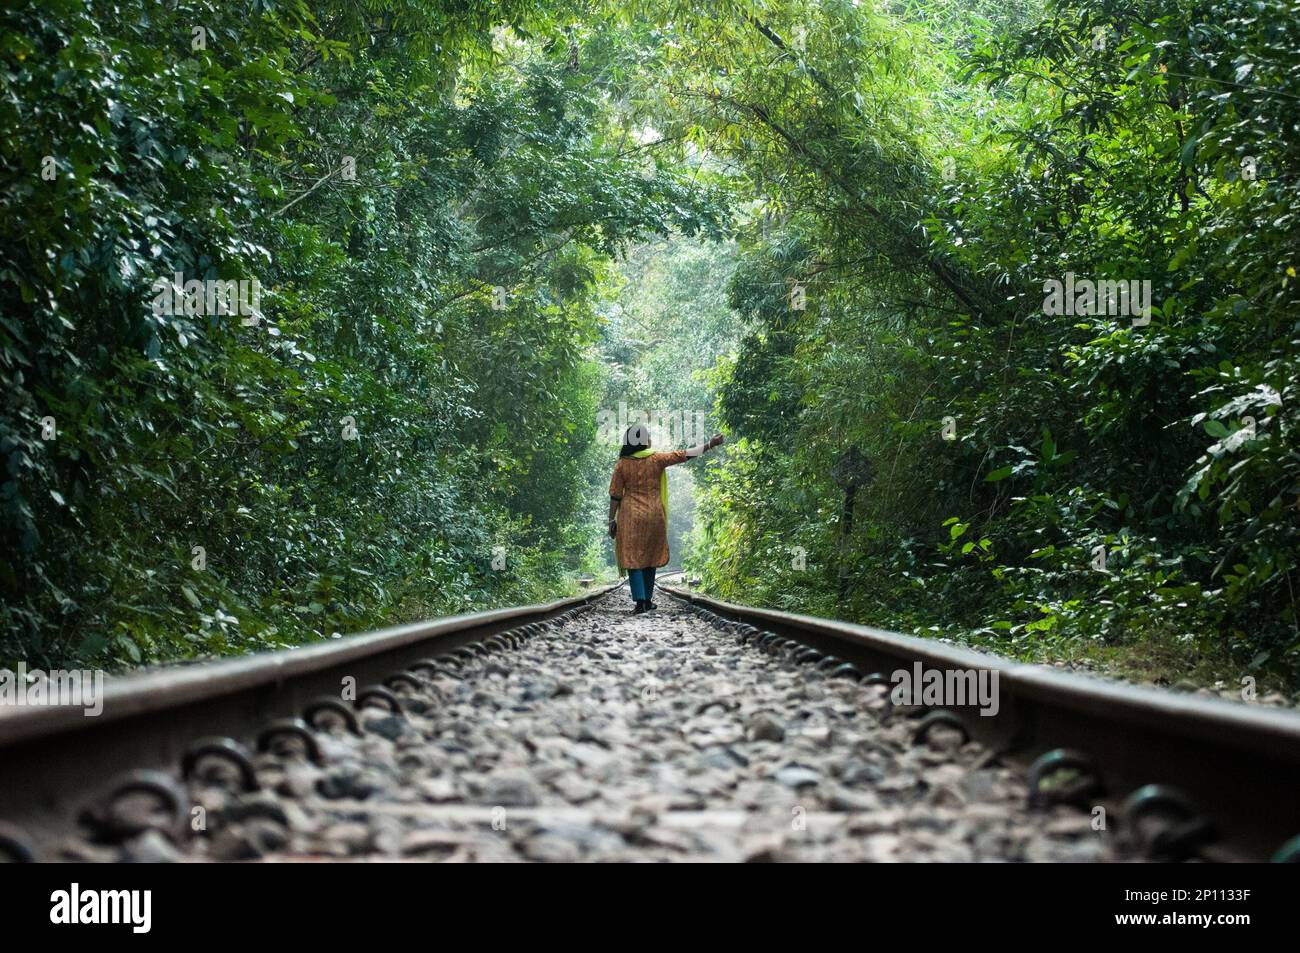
[708,433,725,450]
[608,518,617,539]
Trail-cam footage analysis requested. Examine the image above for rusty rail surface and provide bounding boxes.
[0,584,620,830]
[660,581,1300,861]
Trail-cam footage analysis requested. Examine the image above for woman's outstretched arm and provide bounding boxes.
[656,433,725,468]
[685,433,725,458]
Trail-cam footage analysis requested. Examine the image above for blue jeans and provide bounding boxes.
[628,567,657,602]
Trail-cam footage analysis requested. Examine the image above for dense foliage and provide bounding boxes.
[655,0,1300,686]
[0,0,724,668]
[4,0,1298,690]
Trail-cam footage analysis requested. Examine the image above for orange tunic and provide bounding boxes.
[609,450,689,569]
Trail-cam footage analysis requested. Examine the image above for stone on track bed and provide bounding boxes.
[56,595,1115,862]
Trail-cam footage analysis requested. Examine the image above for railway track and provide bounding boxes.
[660,581,1300,863]
[1,581,1297,862]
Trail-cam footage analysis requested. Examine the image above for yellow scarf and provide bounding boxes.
[630,448,669,523]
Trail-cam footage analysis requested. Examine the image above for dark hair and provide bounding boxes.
[619,423,651,458]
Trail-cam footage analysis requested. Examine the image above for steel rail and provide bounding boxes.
[661,582,1300,862]
[0,584,620,828]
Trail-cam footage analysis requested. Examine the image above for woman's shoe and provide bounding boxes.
[645,601,657,612]
[632,600,648,614]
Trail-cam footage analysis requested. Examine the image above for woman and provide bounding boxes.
[608,423,724,614]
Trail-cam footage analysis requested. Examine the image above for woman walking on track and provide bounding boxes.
[608,423,724,614]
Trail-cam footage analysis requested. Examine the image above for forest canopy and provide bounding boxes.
[2,0,1298,690]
